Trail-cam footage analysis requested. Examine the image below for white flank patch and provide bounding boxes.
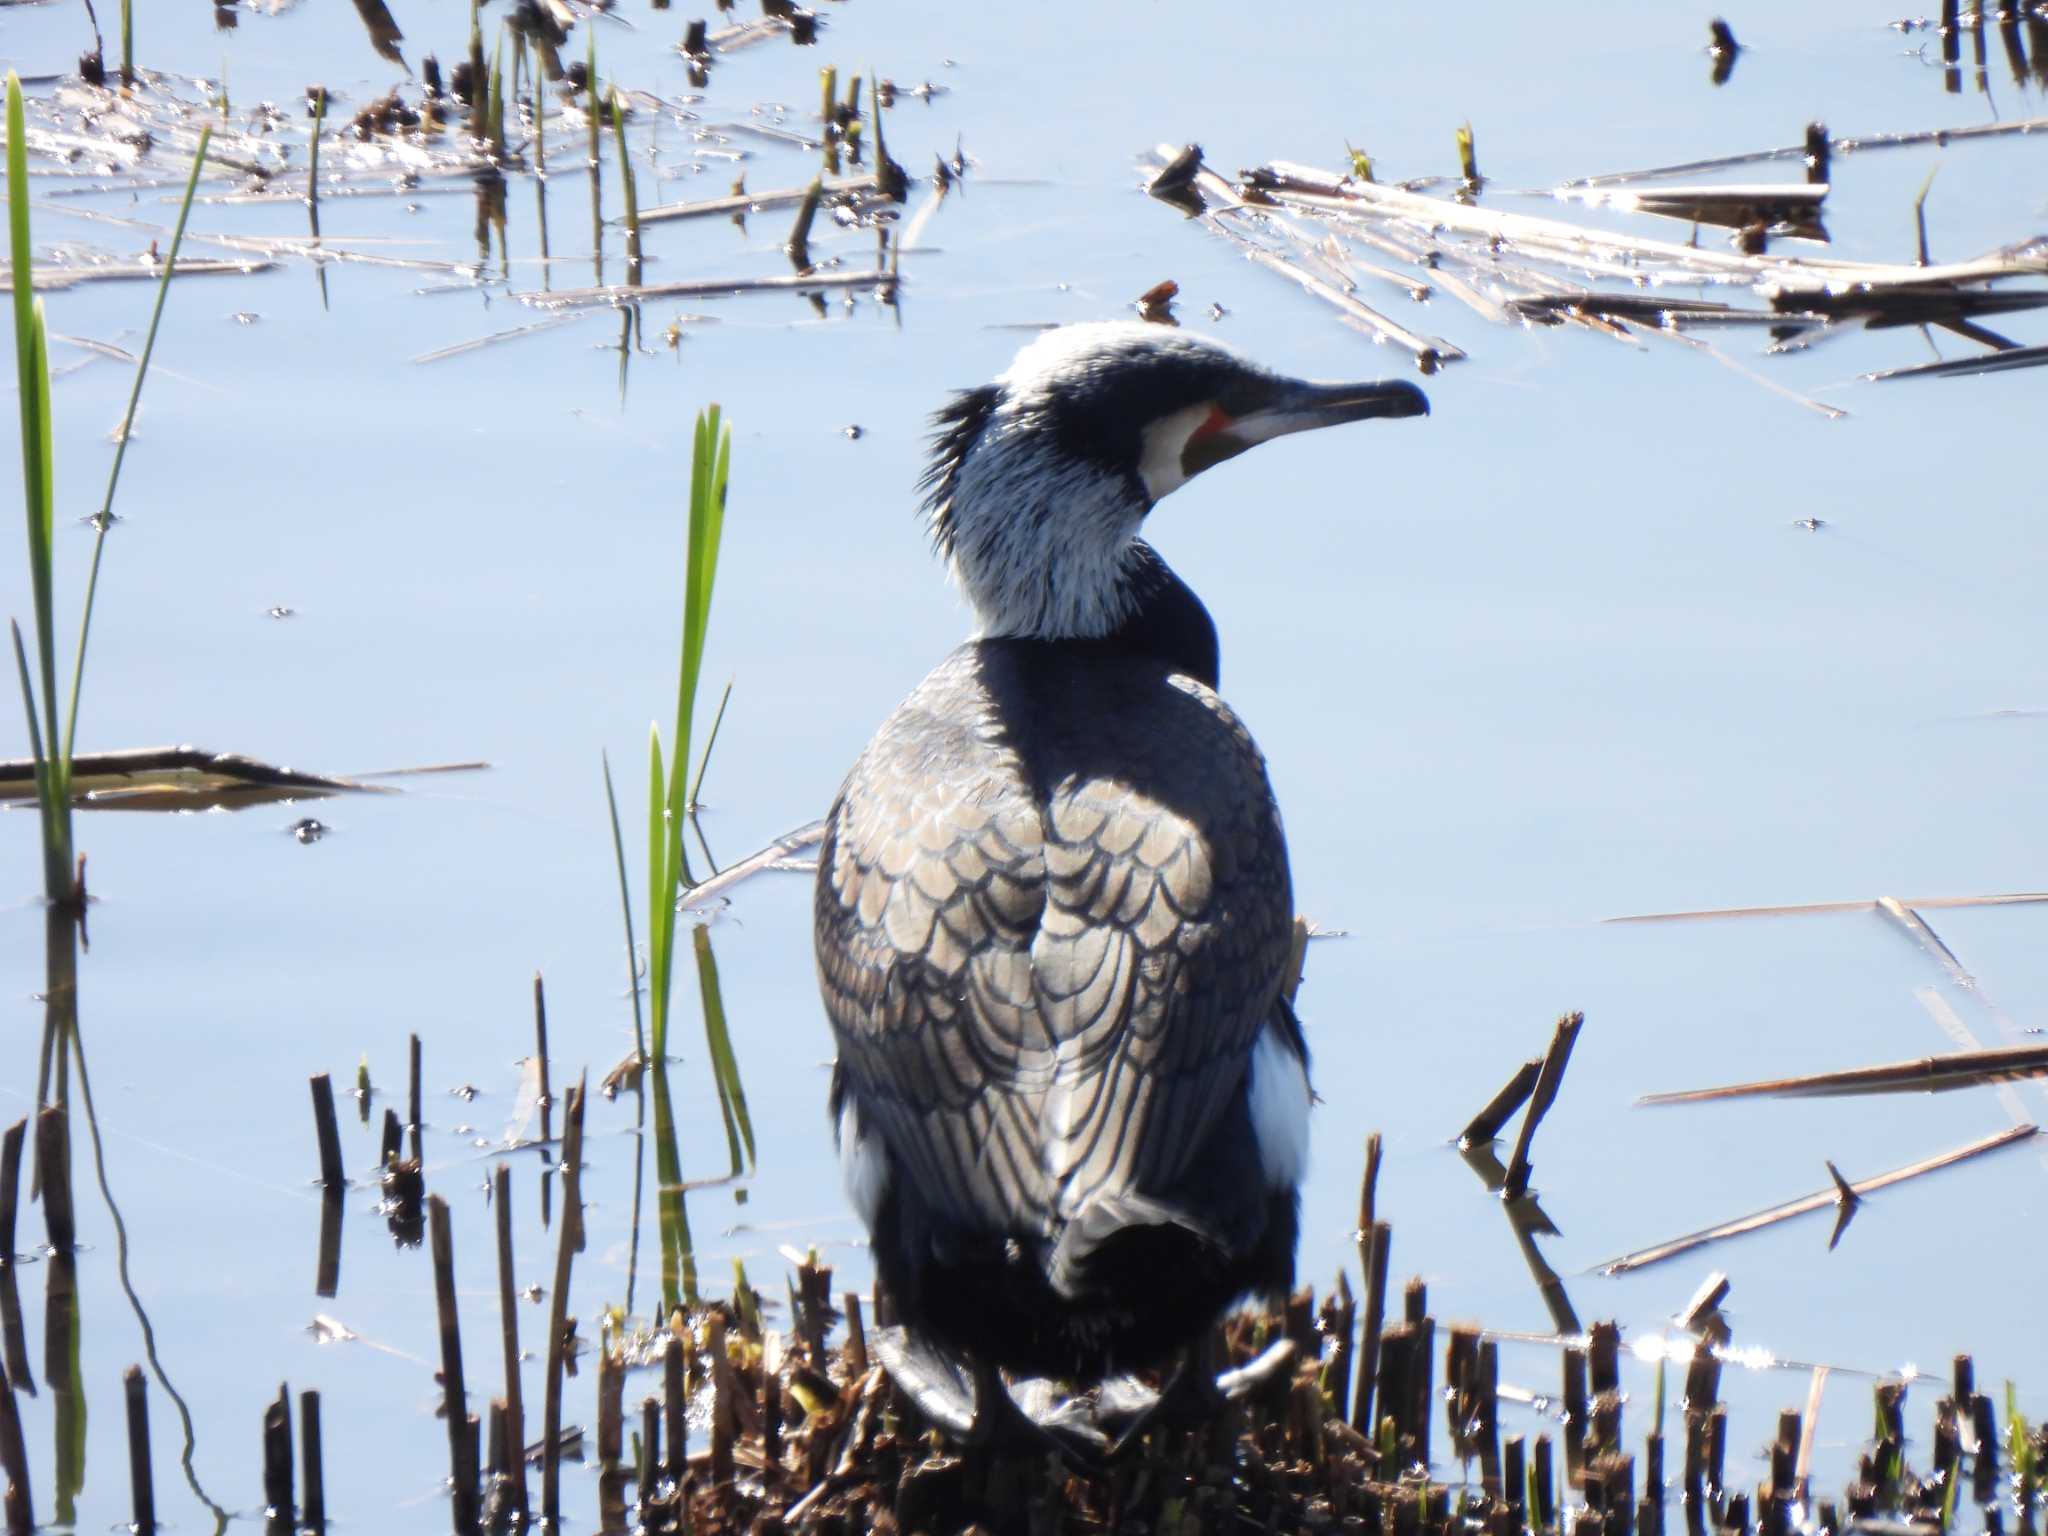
[838,1098,889,1227]
[1248,1025,1311,1189]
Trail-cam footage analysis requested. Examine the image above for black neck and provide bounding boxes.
[1098,541,1220,688]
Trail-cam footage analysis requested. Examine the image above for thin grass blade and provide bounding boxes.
[692,925,754,1177]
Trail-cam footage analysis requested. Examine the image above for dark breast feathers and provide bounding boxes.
[814,639,1293,1244]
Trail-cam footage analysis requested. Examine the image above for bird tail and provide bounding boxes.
[1044,1191,1228,1303]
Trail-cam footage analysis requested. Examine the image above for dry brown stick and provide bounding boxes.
[308,1074,344,1188]
[1600,1123,2038,1273]
[1461,1058,1542,1147]
[299,1389,325,1534]
[1502,1013,1584,1199]
[541,1079,587,1526]
[427,1196,480,1534]
[1639,1042,2048,1104]
[492,1164,528,1523]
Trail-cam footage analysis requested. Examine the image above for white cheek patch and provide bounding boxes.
[1247,1025,1311,1189]
[1136,402,1218,503]
[838,1098,889,1227]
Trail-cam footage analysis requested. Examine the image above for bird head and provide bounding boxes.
[921,321,1428,641]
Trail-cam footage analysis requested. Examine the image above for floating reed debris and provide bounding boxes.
[0,746,411,811]
[1147,136,2048,403]
[513,265,894,312]
[1607,890,2048,923]
[1599,1122,2037,1272]
[1640,1041,2048,1104]
[634,172,879,227]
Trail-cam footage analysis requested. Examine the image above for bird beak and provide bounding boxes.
[1182,377,1429,479]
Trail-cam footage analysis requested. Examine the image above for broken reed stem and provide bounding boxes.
[542,1079,586,1528]
[407,1032,423,1165]
[299,1390,325,1535]
[0,1120,21,1258]
[638,1395,661,1516]
[1351,1133,1384,1433]
[663,1332,687,1484]
[597,1344,626,1529]
[1356,1218,1390,1437]
[1461,1057,1541,1147]
[533,973,553,1150]
[493,1163,529,1523]
[843,1291,868,1378]
[428,1195,481,1534]
[1502,1012,1585,1200]
[262,1385,293,1527]
[483,1403,508,1527]
[0,1359,27,1533]
[707,1308,735,1489]
[315,1185,343,1299]
[309,1073,344,1188]
[123,1365,153,1533]
[35,1109,74,1253]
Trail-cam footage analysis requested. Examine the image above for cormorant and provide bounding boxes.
[813,321,1428,1445]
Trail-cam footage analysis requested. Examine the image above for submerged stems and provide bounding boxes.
[609,88,641,283]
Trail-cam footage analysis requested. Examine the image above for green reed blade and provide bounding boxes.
[65,121,212,765]
[692,925,754,1176]
[649,1058,698,1311]
[601,751,648,1069]
[646,724,674,1058]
